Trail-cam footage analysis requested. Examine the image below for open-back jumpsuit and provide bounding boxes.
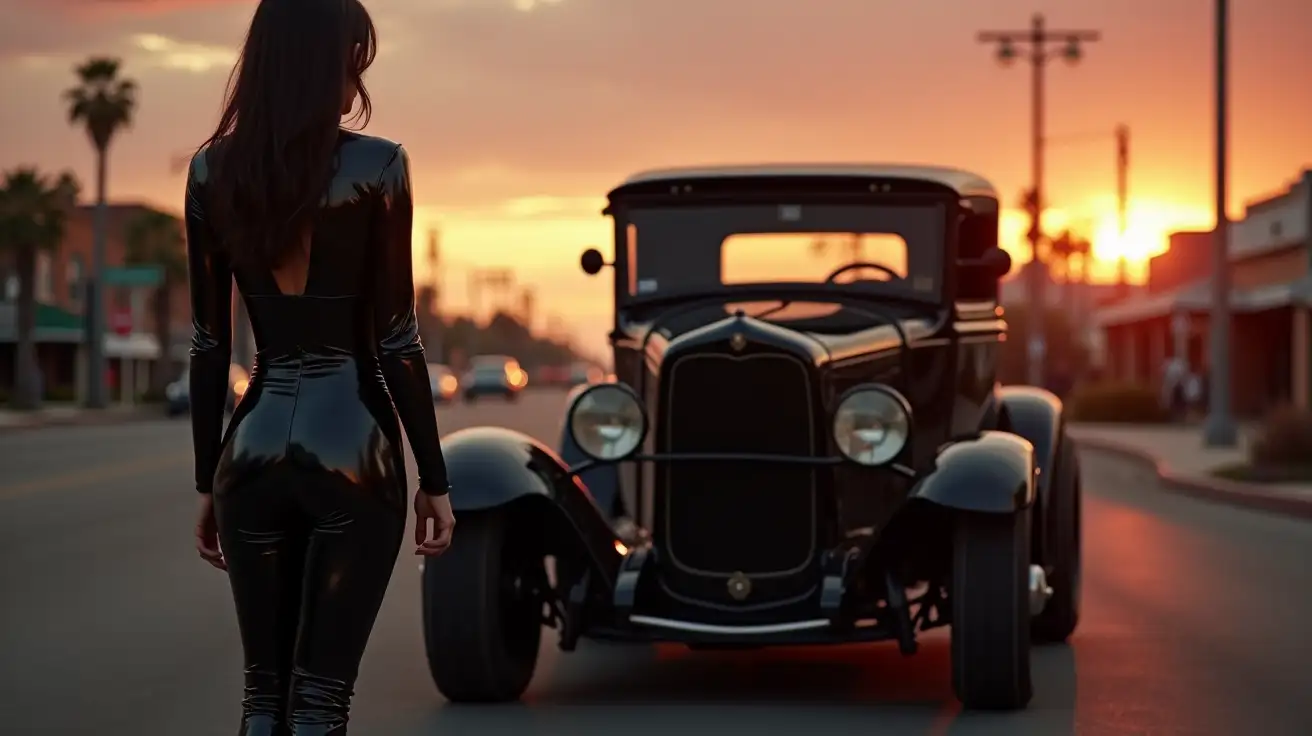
[185,132,450,735]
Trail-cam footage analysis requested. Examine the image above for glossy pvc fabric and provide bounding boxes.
[185,132,450,734]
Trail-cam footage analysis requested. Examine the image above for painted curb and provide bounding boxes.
[1073,435,1312,521]
[0,408,164,435]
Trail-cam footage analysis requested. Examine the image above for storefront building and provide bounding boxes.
[1092,169,1312,416]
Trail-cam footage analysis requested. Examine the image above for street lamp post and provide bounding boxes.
[1116,123,1130,290]
[428,227,444,361]
[1203,0,1237,446]
[979,13,1100,388]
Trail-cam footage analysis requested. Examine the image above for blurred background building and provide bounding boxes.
[1092,168,1312,416]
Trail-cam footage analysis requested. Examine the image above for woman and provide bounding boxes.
[185,1,456,733]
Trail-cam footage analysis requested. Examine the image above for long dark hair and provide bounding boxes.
[201,0,377,268]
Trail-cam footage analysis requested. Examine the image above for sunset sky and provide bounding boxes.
[2,0,1310,357]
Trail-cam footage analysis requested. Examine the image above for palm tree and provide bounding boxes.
[124,209,186,395]
[1049,229,1092,285]
[64,56,137,408]
[0,168,80,410]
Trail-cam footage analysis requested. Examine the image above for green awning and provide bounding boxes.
[37,302,82,330]
[0,302,83,343]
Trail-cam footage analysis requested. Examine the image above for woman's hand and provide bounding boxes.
[414,491,456,556]
[195,494,227,571]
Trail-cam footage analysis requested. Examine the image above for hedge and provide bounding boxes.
[1066,383,1169,424]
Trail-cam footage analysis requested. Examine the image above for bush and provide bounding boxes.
[1067,383,1169,424]
[1249,405,1312,466]
[43,385,77,403]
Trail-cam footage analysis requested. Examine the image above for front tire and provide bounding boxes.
[1033,436,1081,643]
[422,511,543,703]
[950,507,1034,711]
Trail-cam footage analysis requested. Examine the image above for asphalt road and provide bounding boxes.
[2,389,1311,735]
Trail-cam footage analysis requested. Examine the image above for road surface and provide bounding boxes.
[2,389,1310,735]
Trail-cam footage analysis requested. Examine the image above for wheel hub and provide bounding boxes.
[1028,564,1053,616]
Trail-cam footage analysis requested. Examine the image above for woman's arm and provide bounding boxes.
[371,144,451,496]
[184,152,233,494]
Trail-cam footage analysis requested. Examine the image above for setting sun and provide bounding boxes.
[1000,196,1215,285]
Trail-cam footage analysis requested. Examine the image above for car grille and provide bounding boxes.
[662,351,817,577]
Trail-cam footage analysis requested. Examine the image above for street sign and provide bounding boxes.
[110,306,133,336]
[104,265,164,288]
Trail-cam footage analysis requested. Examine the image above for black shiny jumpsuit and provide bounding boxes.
[185,132,450,735]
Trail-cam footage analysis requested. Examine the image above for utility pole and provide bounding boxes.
[1204,0,1237,446]
[519,287,536,332]
[1115,124,1130,289]
[427,228,440,311]
[427,227,443,361]
[468,268,515,324]
[979,14,1100,389]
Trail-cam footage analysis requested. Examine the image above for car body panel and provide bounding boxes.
[441,426,623,587]
[615,164,999,200]
[910,431,1036,513]
[454,165,1062,648]
[996,386,1066,563]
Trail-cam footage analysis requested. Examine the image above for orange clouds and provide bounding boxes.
[2,0,1310,257]
[44,0,248,13]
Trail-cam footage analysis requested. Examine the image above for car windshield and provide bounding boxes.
[619,203,945,301]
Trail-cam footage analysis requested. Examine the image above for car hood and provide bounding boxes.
[628,311,937,372]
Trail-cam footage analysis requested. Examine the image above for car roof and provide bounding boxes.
[614,164,998,199]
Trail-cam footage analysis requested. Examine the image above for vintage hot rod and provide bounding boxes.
[421,164,1082,711]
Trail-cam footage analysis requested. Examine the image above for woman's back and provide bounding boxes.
[187,132,446,497]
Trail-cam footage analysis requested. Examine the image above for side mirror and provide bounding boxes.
[580,248,607,275]
[956,247,1013,300]
[961,247,1013,280]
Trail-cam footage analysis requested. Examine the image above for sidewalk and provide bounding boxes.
[1068,422,1312,519]
[0,403,161,433]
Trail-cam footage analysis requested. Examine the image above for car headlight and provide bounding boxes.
[567,383,647,461]
[832,385,911,466]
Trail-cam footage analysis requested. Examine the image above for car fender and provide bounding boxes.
[557,383,624,518]
[442,426,622,587]
[996,386,1062,497]
[996,386,1067,560]
[911,430,1036,513]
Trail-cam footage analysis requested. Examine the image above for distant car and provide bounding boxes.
[428,364,459,404]
[165,364,250,417]
[461,355,527,401]
[534,365,570,386]
[566,361,605,387]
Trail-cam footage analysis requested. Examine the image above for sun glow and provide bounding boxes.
[1000,197,1214,284]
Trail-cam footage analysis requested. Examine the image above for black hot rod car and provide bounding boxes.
[421,164,1082,711]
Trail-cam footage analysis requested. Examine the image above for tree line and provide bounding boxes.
[0,56,577,410]
[1,58,134,410]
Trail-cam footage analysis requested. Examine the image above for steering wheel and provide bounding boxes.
[823,262,903,284]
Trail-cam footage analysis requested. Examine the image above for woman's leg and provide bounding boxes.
[285,483,406,735]
[215,471,308,736]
